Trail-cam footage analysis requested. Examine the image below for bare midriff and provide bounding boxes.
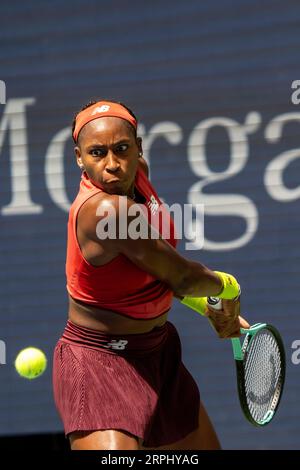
[68,295,169,334]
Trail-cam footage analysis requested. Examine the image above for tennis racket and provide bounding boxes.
[207,297,286,426]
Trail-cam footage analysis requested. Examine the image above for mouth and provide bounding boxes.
[105,178,121,184]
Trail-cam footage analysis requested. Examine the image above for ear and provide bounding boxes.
[75,146,84,170]
[136,137,143,157]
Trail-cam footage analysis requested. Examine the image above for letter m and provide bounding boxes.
[0,98,42,215]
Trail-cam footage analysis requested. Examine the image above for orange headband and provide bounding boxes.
[73,101,137,142]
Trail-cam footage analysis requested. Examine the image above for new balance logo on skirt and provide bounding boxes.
[103,340,128,350]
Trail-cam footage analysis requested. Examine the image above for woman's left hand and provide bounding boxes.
[206,298,250,339]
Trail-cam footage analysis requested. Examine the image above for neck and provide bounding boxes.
[127,184,135,200]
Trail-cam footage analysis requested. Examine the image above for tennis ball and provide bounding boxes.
[15,347,47,379]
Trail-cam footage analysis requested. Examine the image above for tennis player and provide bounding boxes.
[53,100,249,450]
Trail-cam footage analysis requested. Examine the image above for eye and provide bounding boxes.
[116,144,129,153]
[90,148,106,157]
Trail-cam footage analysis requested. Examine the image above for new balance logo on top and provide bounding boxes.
[147,195,159,215]
[103,339,128,350]
[92,105,110,115]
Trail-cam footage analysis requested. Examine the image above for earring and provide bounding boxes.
[79,165,84,171]
[139,152,143,157]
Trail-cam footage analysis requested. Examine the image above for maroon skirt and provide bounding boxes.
[52,320,200,448]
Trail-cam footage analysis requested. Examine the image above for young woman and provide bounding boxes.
[53,100,249,450]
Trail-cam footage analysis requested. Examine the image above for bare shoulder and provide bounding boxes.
[77,192,134,243]
[79,191,121,216]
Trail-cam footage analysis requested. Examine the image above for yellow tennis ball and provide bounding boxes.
[15,347,47,379]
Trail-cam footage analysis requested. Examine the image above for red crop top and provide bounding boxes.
[66,168,177,319]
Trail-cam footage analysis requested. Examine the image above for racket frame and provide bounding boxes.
[232,323,286,426]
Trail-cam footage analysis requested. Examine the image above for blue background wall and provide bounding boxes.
[0,0,299,449]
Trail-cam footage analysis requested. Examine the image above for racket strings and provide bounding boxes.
[243,329,283,423]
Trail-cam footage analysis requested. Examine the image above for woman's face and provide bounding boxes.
[75,116,142,196]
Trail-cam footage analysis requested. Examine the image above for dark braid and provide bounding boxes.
[72,99,138,143]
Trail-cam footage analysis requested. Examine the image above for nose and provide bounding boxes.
[105,151,120,173]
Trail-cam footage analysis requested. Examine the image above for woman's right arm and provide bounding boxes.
[79,194,236,299]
